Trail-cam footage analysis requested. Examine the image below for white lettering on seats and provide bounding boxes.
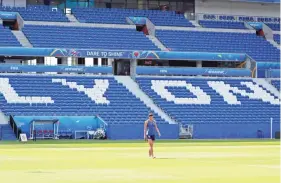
[151,80,211,104]
[52,79,110,104]
[208,81,280,105]
[0,78,54,104]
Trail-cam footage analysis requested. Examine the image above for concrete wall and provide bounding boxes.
[2,0,26,7]
[195,0,280,17]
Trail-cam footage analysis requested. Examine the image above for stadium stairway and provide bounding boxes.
[114,76,176,124]
[267,39,280,49]
[190,20,201,27]
[253,78,280,98]
[11,30,33,48]
[0,110,8,124]
[66,14,78,23]
[0,124,17,141]
[146,35,168,51]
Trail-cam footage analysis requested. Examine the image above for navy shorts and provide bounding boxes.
[147,135,155,141]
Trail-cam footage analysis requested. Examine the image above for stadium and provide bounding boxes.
[0,0,280,182]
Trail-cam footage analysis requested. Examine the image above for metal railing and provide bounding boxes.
[9,115,20,139]
[246,54,257,78]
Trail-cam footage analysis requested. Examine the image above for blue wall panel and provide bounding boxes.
[0,11,17,19]
[248,22,263,30]
[257,62,280,69]
[13,117,279,139]
[257,69,266,78]
[192,122,280,139]
[107,124,179,140]
[267,69,280,78]
[136,67,251,77]
[128,17,147,25]
[0,64,112,74]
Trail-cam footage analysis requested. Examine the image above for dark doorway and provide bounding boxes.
[78,58,85,65]
[2,20,18,30]
[113,59,130,75]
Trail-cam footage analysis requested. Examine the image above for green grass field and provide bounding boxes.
[0,139,279,183]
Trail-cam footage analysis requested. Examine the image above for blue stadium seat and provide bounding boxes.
[22,25,159,50]
[271,80,280,91]
[266,23,280,31]
[136,77,280,126]
[72,8,194,27]
[0,26,21,47]
[0,5,69,22]
[0,75,167,124]
[199,20,247,29]
[274,34,280,44]
[156,30,280,62]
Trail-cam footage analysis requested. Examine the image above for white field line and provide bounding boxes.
[0,151,279,162]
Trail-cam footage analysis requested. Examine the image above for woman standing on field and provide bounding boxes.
[144,113,161,159]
